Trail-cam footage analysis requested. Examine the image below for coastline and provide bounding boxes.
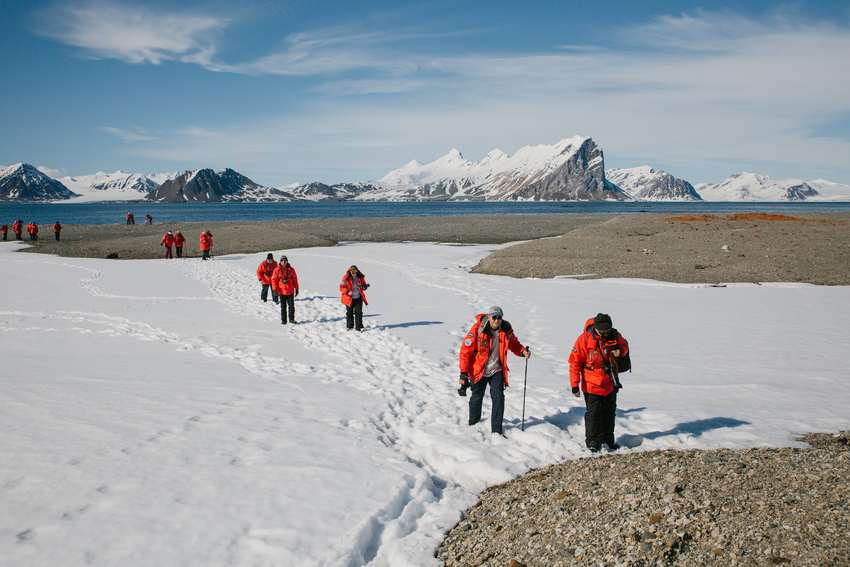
[9,212,850,285]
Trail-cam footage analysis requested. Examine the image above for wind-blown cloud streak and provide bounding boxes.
[38,1,226,65]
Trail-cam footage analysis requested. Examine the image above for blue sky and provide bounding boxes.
[1,0,849,185]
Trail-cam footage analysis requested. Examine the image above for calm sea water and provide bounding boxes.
[2,200,850,225]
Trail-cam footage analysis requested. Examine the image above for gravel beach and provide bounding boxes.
[13,212,850,284]
[437,432,850,567]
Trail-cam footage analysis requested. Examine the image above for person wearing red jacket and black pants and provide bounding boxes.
[459,306,530,437]
[569,313,630,452]
[1,223,7,241]
[53,221,62,241]
[272,256,299,324]
[256,253,279,304]
[339,265,369,331]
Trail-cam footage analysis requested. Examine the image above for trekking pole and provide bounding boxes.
[521,354,529,431]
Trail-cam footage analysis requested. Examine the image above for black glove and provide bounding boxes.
[458,373,470,397]
[571,386,581,397]
[363,283,370,289]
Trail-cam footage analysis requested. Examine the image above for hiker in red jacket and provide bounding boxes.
[28,222,38,241]
[272,256,299,324]
[199,231,213,260]
[1,223,7,241]
[126,212,135,225]
[458,306,530,436]
[568,313,631,452]
[53,221,62,241]
[12,219,23,240]
[339,265,369,331]
[173,231,185,258]
[160,230,175,259]
[256,253,279,304]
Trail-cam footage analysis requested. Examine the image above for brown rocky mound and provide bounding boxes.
[437,433,850,566]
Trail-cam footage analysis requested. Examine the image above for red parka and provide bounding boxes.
[29,223,38,235]
[459,314,527,386]
[272,263,299,296]
[161,232,174,247]
[339,271,368,306]
[12,220,22,235]
[174,233,185,247]
[568,318,630,396]
[53,223,61,233]
[1,224,7,235]
[256,259,277,285]
[199,232,212,251]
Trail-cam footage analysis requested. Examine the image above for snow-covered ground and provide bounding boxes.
[2,240,849,566]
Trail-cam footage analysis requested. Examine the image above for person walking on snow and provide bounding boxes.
[28,222,38,241]
[173,231,185,258]
[199,230,213,260]
[459,306,530,436]
[1,223,7,241]
[272,256,299,324]
[53,221,62,241]
[339,265,369,331]
[12,219,23,240]
[568,313,630,452]
[257,253,279,304]
[160,230,175,259]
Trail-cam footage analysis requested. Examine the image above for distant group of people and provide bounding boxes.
[159,230,213,260]
[458,308,630,448]
[1,220,62,241]
[255,255,370,331]
[125,212,154,225]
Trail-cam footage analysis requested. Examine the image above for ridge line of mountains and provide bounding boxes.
[2,136,848,202]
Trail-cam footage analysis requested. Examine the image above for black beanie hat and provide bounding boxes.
[266,253,274,260]
[593,313,613,333]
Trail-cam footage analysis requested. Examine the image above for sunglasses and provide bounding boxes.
[489,314,502,320]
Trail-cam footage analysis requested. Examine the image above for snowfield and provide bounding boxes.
[2,241,849,566]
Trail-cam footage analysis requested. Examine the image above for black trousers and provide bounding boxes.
[469,372,505,434]
[584,391,617,448]
[176,247,183,258]
[280,294,295,323]
[346,298,363,329]
[55,233,60,241]
[260,284,278,303]
[202,250,210,260]
[2,233,6,241]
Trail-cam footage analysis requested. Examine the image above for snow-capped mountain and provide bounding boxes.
[368,136,627,201]
[60,171,175,203]
[697,173,820,201]
[283,182,379,202]
[607,166,702,201]
[147,168,288,202]
[807,179,850,201]
[0,163,77,201]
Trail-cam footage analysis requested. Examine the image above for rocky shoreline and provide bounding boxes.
[437,432,850,566]
[9,212,850,285]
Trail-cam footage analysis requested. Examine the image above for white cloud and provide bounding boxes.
[39,1,226,65]
[36,165,64,178]
[100,126,157,142]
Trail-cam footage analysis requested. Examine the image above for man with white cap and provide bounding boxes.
[458,306,530,436]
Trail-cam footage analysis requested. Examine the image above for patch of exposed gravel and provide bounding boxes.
[18,214,609,260]
[437,432,850,566]
[473,213,850,285]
